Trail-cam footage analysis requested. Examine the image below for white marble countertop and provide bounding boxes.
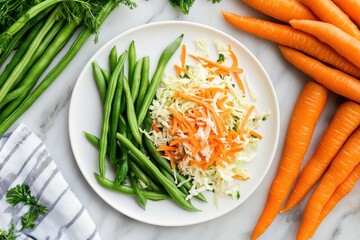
[5,0,359,239]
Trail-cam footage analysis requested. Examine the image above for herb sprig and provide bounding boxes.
[0,184,47,239]
[169,0,221,15]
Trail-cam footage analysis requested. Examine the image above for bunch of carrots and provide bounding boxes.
[222,0,360,239]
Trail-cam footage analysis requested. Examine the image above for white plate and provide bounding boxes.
[68,21,280,226]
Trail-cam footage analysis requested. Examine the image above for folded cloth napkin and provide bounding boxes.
[0,124,101,240]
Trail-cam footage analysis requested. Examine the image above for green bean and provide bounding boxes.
[0,1,120,136]
[128,151,158,184]
[130,58,143,102]
[116,133,198,211]
[128,160,163,193]
[83,131,128,184]
[117,114,126,134]
[0,21,43,88]
[128,40,136,86]
[84,131,100,148]
[129,172,147,209]
[123,76,142,145]
[119,94,126,114]
[114,153,128,185]
[109,71,124,165]
[114,122,128,185]
[98,51,127,178]
[135,56,150,114]
[160,166,188,195]
[128,160,150,185]
[109,45,118,72]
[137,34,183,126]
[94,173,169,201]
[101,68,110,84]
[92,61,107,104]
[143,135,207,203]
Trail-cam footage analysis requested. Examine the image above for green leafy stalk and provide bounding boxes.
[0,5,54,67]
[0,0,44,31]
[0,0,136,53]
[169,0,221,15]
[0,20,78,123]
[0,20,44,89]
[10,19,66,91]
[0,0,135,136]
[0,6,61,104]
[169,0,195,14]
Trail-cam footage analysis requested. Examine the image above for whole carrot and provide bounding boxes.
[309,163,360,238]
[251,81,328,240]
[281,101,360,212]
[300,0,360,40]
[221,12,360,78]
[332,0,360,26]
[279,46,360,104]
[297,128,360,240]
[289,19,360,69]
[241,0,317,22]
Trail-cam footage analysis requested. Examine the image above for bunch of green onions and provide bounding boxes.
[0,0,135,135]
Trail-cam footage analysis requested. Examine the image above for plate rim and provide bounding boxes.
[68,20,280,226]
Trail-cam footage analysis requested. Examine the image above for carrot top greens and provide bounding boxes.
[169,0,221,15]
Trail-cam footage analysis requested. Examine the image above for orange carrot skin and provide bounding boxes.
[300,0,360,40]
[251,81,328,240]
[282,101,360,212]
[242,0,317,22]
[279,46,360,104]
[297,128,360,240]
[309,163,360,238]
[289,19,360,69]
[332,0,360,26]
[221,12,360,79]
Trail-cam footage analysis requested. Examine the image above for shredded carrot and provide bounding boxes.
[181,44,187,69]
[150,45,265,188]
[233,72,246,93]
[164,150,175,169]
[174,44,188,76]
[240,105,255,134]
[152,122,160,133]
[174,64,182,76]
[250,130,263,140]
[190,54,244,74]
[228,44,246,93]
[170,137,192,146]
[156,145,178,152]
[233,174,250,181]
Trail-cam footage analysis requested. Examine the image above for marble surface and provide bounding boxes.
[5,0,359,239]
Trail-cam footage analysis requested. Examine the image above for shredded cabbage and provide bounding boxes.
[145,40,269,203]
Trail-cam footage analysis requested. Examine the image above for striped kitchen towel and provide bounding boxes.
[0,124,101,240]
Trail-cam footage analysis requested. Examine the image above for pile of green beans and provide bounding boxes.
[86,34,206,211]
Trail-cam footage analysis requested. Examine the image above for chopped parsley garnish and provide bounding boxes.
[1,184,47,237]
